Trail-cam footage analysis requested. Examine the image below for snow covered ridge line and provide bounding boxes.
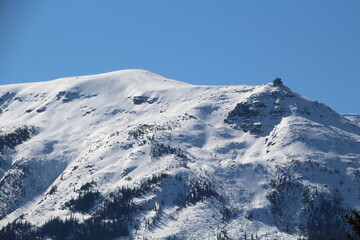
[0,69,359,239]
[342,114,360,128]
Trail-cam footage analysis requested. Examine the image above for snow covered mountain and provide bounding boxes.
[0,69,359,239]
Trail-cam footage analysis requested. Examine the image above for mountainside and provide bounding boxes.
[0,69,359,239]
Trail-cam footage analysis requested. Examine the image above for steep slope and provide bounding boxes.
[0,69,359,239]
[343,114,360,128]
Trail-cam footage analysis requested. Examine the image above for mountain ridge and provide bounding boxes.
[0,70,359,239]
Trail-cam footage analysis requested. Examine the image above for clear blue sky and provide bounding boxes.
[1,0,359,113]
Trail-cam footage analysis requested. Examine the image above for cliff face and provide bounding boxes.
[0,70,359,239]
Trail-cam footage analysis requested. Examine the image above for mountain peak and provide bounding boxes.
[0,70,359,239]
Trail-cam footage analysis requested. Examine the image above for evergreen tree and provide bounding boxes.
[345,209,360,240]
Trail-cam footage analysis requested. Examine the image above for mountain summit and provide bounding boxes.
[0,70,359,239]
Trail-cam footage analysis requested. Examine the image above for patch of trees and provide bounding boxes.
[182,176,220,206]
[65,190,101,213]
[268,175,350,239]
[150,142,187,159]
[307,196,347,240]
[344,205,360,239]
[0,174,170,239]
[64,181,100,213]
[0,221,36,240]
[0,173,232,239]
[0,126,35,154]
[0,215,129,240]
[128,124,171,140]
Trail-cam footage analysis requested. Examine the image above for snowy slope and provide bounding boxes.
[342,114,360,128]
[0,69,359,239]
